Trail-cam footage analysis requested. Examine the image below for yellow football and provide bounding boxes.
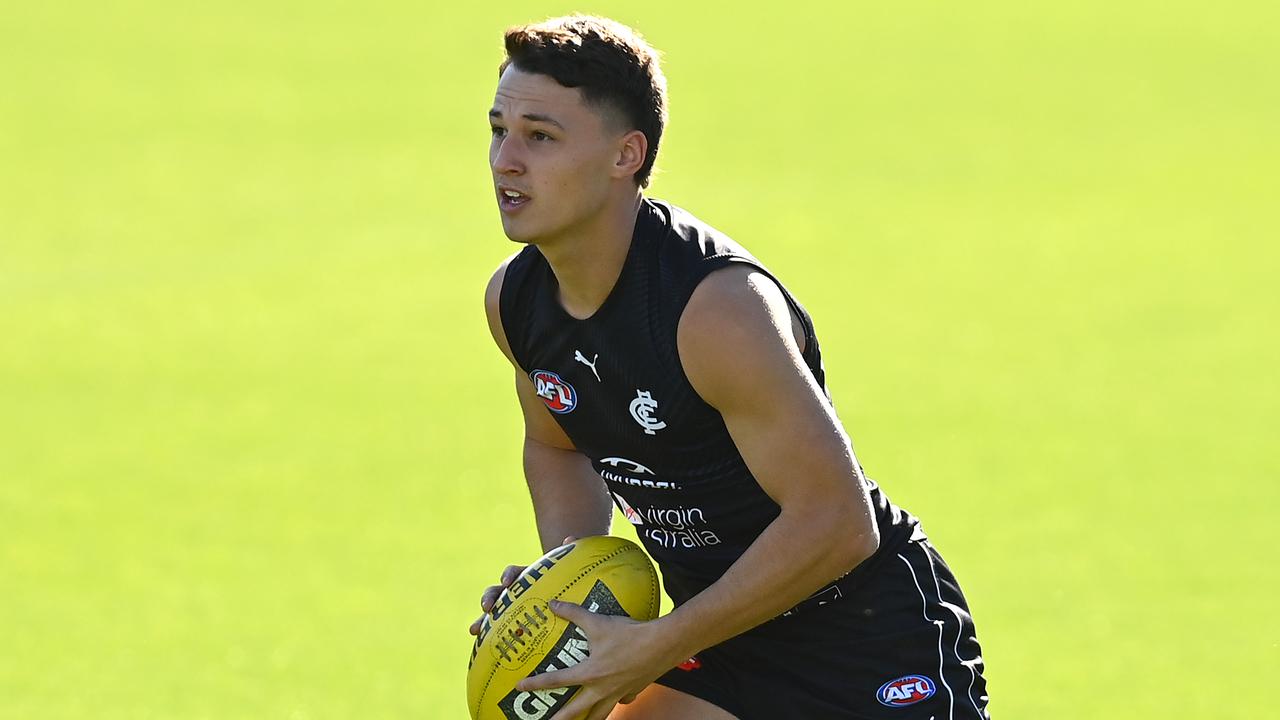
[466,536,660,720]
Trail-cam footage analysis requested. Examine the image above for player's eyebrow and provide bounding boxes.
[488,109,566,130]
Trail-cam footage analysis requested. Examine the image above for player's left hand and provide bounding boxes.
[515,599,678,720]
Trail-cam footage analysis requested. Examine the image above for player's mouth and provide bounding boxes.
[498,186,531,213]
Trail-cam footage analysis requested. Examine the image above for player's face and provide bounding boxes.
[488,66,622,244]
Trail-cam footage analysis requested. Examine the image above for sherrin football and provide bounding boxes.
[467,536,660,720]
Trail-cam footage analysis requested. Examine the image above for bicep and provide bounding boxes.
[514,369,577,451]
[484,256,577,452]
[678,268,860,509]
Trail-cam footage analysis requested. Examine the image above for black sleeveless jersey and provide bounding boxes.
[499,198,919,607]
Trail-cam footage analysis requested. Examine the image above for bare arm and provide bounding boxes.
[484,260,612,553]
[652,265,880,658]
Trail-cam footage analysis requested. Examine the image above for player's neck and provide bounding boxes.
[539,193,642,320]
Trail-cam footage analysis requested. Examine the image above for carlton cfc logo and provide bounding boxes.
[876,675,936,707]
[531,370,577,414]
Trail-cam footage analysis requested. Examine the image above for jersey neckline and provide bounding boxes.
[542,198,660,324]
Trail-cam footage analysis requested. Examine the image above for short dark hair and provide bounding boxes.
[499,15,668,188]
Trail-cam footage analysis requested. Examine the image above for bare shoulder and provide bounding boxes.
[482,252,517,324]
[681,264,793,329]
[676,264,808,412]
[484,252,522,364]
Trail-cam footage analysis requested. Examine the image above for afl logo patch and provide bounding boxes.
[876,675,936,707]
[531,370,577,414]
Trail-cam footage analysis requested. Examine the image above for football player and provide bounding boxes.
[469,15,990,720]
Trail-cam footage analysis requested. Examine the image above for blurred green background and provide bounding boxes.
[2,1,1276,717]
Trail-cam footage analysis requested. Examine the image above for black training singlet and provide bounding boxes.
[499,198,919,607]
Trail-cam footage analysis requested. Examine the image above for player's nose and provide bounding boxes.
[490,136,525,176]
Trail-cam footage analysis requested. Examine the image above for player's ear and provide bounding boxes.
[611,129,647,181]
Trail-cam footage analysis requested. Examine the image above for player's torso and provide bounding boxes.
[501,200,821,600]
[521,304,779,549]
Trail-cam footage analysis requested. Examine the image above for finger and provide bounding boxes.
[516,664,588,693]
[500,564,525,587]
[469,617,482,636]
[546,599,597,630]
[480,585,503,613]
[563,535,578,545]
[547,689,596,720]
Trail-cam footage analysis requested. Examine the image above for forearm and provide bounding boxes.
[523,437,613,553]
[651,503,878,664]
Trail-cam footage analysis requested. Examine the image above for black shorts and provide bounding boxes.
[654,537,990,719]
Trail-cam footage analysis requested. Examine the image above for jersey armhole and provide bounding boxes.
[667,255,822,408]
[496,251,532,376]
[692,255,818,355]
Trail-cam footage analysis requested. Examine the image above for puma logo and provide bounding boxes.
[574,351,601,382]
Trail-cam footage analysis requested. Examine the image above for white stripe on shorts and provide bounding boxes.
[919,542,983,719]
[898,549,955,720]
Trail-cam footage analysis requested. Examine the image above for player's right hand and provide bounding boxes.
[468,536,577,636]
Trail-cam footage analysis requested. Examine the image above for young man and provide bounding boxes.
[470,15,990,720]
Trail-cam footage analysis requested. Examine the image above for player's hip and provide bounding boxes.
[657,538,990,719]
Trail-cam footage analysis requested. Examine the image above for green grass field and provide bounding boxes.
[2,2,1277,717]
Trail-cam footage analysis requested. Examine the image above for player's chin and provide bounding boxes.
[499,216,539,245]
[500,215,560,246]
